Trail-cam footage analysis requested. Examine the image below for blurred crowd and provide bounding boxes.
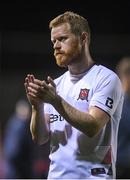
[0,99,50,179]
[116,57,130,179]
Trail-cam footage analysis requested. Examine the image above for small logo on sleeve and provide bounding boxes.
[77,88,90,101]
[105,97,113,109]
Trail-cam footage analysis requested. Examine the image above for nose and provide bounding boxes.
[53,40,61,49]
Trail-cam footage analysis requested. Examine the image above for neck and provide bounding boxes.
[68,55,95,75]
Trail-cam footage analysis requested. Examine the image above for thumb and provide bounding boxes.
[47,76,56,87]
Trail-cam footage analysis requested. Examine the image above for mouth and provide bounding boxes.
[54,51,64,56]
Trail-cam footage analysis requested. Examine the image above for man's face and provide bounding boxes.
[51,23,82,67]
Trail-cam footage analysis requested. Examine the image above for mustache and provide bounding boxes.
[54,51,65,56]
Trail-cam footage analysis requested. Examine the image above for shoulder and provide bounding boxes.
[92,65,123,94]
[95,65,120,82]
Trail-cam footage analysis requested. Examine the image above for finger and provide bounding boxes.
[27,74,35,83]
[29,82,41,91]
[28,86,38,95]
[24,82,28,93]
[30,74,35,82]
[25,76,29,85]
[34,79,44,86]
[41,80,49,89]
[28,92,37,98]
[47,76,56,87]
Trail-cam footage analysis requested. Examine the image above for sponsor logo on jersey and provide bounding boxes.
[50,114,65,123]
[77,88,89,101]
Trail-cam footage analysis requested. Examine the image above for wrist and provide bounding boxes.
[51,94,61,107]
[32,103,43,111]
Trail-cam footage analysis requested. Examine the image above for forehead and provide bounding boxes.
[51,23,71,39]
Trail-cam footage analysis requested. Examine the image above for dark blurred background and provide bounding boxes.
[0,1,130,178]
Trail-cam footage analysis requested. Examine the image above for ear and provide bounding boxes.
[81,32,89,45]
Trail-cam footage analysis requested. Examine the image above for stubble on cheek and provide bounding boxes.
[55,40,81,67]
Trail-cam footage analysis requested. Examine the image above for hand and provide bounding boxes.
[24,75,57,106]
[40,76,57,104]
[24,74,43,108]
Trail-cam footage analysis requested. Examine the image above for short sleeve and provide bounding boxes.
[89,74,123,116]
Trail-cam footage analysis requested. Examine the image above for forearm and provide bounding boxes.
[52,95,99,137]
[30,105,50,144]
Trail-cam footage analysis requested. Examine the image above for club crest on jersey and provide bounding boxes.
[77,88,89,101]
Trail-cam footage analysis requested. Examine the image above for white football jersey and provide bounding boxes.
[44,64,124,179]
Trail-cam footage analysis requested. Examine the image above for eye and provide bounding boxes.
[59,36,67,42]
[51,36,67,45]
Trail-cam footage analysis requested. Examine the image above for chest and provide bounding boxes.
[57,77,95,112]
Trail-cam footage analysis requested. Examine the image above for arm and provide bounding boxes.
[52,94,110,137]
[30,105,50,144]
[34,76,110,137]
[24,74,50,144]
